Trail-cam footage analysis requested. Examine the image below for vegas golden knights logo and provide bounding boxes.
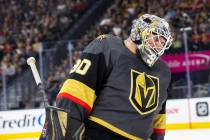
[129,69,159,115]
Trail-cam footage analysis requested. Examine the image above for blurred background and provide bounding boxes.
[0,0,210,139]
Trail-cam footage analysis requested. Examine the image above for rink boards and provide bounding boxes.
[0,97,210,139]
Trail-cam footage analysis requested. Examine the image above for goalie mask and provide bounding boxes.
[129,14,173,67]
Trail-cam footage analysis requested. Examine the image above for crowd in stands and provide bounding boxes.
[0,0,94,87]
[74,0,210,54]
[1,0,210,108]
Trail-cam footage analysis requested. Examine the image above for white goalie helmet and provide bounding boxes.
[129,14,173,67]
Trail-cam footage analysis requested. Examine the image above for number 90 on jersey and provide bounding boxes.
[70,59,91,75]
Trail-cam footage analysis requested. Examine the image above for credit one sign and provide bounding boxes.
[161,50,210,73]
[0,109,45,134]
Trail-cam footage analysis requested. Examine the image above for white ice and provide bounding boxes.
[165,129,210,140]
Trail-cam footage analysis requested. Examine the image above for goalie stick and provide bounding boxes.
[27,57,85,140]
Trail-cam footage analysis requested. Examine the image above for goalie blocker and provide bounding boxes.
[39,106,85,140]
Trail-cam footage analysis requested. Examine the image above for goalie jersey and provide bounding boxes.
[56,34,171,140]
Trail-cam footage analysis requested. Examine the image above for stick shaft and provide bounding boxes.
[27,57,49,106]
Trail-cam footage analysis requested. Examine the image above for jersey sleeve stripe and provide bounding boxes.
[57,79,97,111]
[153,128,165,134]
[153,114,166,129]
[89,116,143,140]
[57,92,92,113]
